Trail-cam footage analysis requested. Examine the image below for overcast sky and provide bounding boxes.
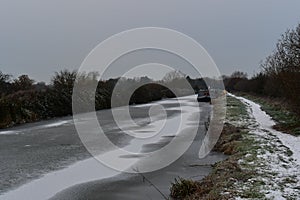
[1,0,300,82]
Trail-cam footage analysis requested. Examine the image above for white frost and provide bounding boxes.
[232,94,300,164]
[229,93,300,199]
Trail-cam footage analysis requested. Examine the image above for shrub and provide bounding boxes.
[170,177,200,199]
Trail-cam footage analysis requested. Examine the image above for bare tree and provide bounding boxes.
[13,75,34,91]
[230,71,248,79]
[163,70,186,82]
[261,23,300,112]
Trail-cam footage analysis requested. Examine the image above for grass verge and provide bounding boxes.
[170,96,265,199]
[170,95,300,199]
[237,92,300,135]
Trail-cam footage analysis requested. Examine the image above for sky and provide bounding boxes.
[1,0,300,83]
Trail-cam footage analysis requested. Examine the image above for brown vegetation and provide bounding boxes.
[224,22,300,116]
[170,123,248,200]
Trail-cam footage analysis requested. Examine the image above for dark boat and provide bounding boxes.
[197,89,211,103]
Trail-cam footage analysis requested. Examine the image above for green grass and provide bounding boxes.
[226,96,249,121]
[239,93,300,135]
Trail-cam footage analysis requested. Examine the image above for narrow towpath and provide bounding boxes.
[230,94,300,199]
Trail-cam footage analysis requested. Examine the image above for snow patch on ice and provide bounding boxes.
[42,120,71,128]
[0,95,201,200]
[0,130,21,135]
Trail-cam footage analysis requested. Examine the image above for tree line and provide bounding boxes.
[4,21,297,128]
[223,22,300,115]
[0,70,207,128]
